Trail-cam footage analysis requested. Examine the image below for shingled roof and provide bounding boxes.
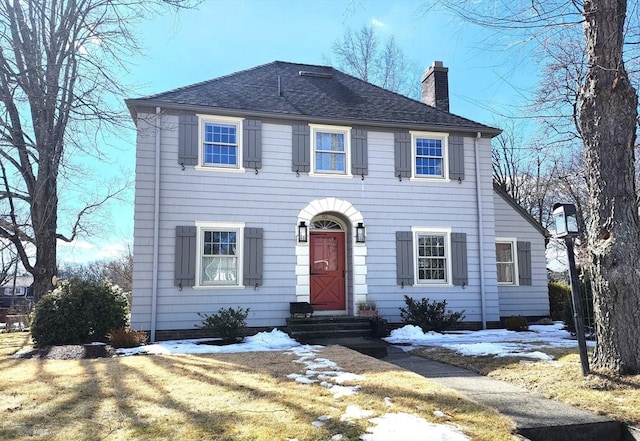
[126,61,500,135]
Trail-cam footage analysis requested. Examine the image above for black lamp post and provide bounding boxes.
[552,203,590,376]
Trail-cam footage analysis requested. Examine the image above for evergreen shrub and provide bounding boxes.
[31,279,129,346]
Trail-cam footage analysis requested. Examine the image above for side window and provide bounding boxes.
[201,229,239,285]
[195,222,245,287]
[410,131,448,179]
[495,239,518,285]
[309,124,351,176]
[198,116,244,170]
[415,230,450,284]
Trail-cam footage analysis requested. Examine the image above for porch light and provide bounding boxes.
[552,203,579,238]
[298,221,308,243]
[355,222,366,243]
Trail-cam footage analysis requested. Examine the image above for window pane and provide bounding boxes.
[417,233,447,282]
[316,132,344,152]
[201,229,238,285]
[203,122,238,166]
[497,263,514,283]
[415,137,443,177]
[496,243,513,262]
[316,152,345,172]
[202,256,237,283]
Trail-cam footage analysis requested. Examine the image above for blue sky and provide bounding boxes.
[58,0,540,263]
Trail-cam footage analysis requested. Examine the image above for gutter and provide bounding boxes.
[150,107,161,342]
[474,132,487,329]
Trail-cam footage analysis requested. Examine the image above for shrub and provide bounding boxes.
[562,274,594,336]
[399,295,465,333]
[107,328,148,348]
[31,279,129,346]
[548,281,571,321]
[198,307,249,343]
[504,315,529,331]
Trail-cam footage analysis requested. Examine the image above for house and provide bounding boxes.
[1,274,33,298]
[125,60,549,341]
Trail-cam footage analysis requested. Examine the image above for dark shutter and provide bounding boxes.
[292,124,310,173]
[178,114,199,166]
[396,231,414,286]
[448,135,465,181]
[517,241,532,286]
[243,228,264,287]
[175,226,196,287]
[351,128,368,176]
[243,119,262,169]
[451,232,468,286]
[394,132,412,179]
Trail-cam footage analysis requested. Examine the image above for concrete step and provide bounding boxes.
[286,316,374,342]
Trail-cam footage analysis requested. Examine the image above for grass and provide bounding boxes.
[411,345,640,426]
[0,332,517,441]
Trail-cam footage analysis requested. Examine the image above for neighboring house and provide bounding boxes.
[126,60,549,341]
[1,274,33,298]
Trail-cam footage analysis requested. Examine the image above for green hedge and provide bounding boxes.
[31,279,129,346]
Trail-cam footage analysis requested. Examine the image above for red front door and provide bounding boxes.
[310,232,346,311]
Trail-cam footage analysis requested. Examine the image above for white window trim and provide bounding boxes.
[194,221,245,289]
[195,115,246,173]
[411,227,453,287]
[495,237,519,286]
[309,123,353,178]
[410,131,449,181]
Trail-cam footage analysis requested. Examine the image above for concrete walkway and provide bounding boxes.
[382,346,631,441]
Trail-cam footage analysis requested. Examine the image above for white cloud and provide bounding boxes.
[57,239,95,250]
[371,18,387,28]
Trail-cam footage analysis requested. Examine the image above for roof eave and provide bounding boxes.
[124,99,502,137]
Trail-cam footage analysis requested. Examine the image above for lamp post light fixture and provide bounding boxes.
[355,222,366,243]
[298,221,308,243]
[552,203,579,238]
[552,202,590,376]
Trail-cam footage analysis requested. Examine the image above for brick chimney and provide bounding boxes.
[421,61,449,112]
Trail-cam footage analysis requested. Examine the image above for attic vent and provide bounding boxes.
[298,71,332,79]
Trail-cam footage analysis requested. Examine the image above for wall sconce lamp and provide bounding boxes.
[355,222,366,243]
[298,221,308,243]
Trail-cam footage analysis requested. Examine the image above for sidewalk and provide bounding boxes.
[382,346,632,441]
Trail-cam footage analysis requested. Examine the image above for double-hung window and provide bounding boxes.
[411,131,448,179]
[196,222,244,287]
[198,116,243,170]
[310,124,351,176]
[414,228,451,285]
[495,238,518,285]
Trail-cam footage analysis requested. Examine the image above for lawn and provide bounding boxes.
[0,332,517,441]
[411,345,640,426]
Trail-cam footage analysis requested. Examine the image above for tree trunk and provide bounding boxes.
[579,0,640,374]
[30,171,58,303]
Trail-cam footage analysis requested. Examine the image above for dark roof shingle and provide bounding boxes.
[126,61,500,134]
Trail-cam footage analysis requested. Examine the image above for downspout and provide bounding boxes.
[150,107,161,342]
[474,132,487,329]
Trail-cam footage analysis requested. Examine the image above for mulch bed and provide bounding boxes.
[14,343,117,360]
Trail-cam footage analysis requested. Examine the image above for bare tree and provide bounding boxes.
[59,248,133,292]
[331,25,420,98]
[428,0,640,374]
[0,0,196,302]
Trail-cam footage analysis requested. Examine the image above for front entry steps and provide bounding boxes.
[286,316,389,358]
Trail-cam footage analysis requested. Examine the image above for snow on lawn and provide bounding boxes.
[114,329,469,441]
[384,322,593,359]
[116,328,300,356]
